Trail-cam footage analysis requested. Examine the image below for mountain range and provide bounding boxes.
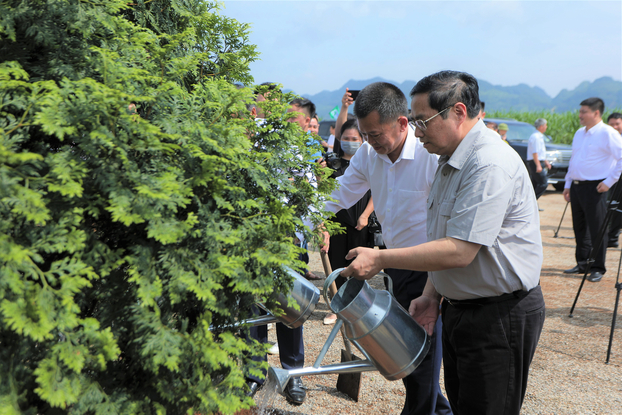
[302,76,622,120]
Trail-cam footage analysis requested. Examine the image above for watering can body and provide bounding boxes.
[324,269,431,380]
[259,266,321,329]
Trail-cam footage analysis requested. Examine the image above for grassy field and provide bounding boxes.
[488,109,622,145]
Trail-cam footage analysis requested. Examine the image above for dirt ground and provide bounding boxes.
[255,187,622,414]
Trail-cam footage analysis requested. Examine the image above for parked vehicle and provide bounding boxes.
[484,118,571,191]
[318,120,336,142]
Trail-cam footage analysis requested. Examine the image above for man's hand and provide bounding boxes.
[340,247,382,280]
[597,182,610,193]
[409,296,440,336]
[544,160,552,170]
[320,231,330,254]
[355,213,369,231]
[535,162,542,173]
[563,188,570,202]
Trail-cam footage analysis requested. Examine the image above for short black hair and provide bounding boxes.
[580,97,604,115]
[410,71,481,119]
[255,82,281,94]
[480,101,485,111]
[340,118,360,137]
[607,112,622,122]
[290,98,316,119]
[353,82,408,124]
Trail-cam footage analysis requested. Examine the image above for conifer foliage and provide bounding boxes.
[0,1,333,413]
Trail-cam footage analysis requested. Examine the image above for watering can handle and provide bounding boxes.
[323,268,346,312]
[324,269,395,307]
[378,271,394,297]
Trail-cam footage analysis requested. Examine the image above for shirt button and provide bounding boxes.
[387,208,391,212]
[389,188,393,192]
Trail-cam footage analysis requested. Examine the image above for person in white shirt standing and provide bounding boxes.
[563,98,622,283]
[527,118,552,200]
[323,82,452,415]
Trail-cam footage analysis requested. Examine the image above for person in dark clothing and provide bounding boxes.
[323,120,374,328]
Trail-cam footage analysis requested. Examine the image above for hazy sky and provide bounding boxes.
[221,0,622,98]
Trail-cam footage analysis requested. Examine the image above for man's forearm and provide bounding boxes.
[377,237,481,272]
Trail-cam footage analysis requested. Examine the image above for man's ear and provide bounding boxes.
[397,115,409,132]
[304,116,311,131]
[453,102,469,123]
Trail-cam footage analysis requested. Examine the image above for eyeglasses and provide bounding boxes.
[413,106,452,131]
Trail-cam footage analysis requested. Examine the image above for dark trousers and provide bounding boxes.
[441,286,545,415]
[384,268,452,415]
[527,160,548,200]
[246,307,304,384]
[570,181,608,273]
[608,182,621,245]
[328,221,369,290]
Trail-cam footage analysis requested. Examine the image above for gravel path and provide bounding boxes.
[253,188,622,414]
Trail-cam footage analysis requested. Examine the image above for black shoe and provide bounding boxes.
[609,240,619,248]
[283,377,306,405]
[304,271,323,281]
[587,272,603,283]
[245,380,262,397]
[564,265,585,274]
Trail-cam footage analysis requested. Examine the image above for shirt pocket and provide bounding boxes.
[439,198,455,217]
[397,190,427,229]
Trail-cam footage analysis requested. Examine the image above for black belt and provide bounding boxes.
[573,179,604,185]
[444,289,531,308]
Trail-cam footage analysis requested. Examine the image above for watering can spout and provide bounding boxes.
[268,367,291,395]
[268,360,377,397]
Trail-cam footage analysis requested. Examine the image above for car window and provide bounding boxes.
[318,121,335,138]
[505,124,539,142]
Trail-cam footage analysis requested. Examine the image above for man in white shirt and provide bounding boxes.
[527,118,552,199]
[324,82,451,415]
[563,98,622,282]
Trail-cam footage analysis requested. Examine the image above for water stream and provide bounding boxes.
[253,371,279,415]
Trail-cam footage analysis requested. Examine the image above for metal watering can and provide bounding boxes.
[269,268,430,395]
[210,266,320,330]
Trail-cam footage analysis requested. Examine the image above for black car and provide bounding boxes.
[484,118,571,191]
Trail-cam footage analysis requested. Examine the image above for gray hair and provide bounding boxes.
[353,82,408,124]
[534,118,547,129]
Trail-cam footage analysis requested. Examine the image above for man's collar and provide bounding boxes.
[445,119,488,170]
[585,120,604,134]
[377,124,416,164]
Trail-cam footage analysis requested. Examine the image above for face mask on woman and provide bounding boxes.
[341,141,361,155]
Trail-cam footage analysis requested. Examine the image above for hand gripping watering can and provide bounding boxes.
[210,266,320,330]
[269,268,431,396]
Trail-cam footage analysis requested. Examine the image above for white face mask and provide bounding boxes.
[341,141,361,155]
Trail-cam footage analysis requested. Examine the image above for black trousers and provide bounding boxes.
[570,180,608,273]
[608,182,621,245]
[328,221,369,290]
[384,268,452,415]
[246,307,304,384]
[441,286,545,415]
[527,160,548,200]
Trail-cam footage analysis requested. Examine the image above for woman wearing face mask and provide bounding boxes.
[323,119,374,324]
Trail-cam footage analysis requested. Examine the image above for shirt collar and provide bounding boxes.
[443,119,488,170]
[585,120,604,136]
[377,124,417,164]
